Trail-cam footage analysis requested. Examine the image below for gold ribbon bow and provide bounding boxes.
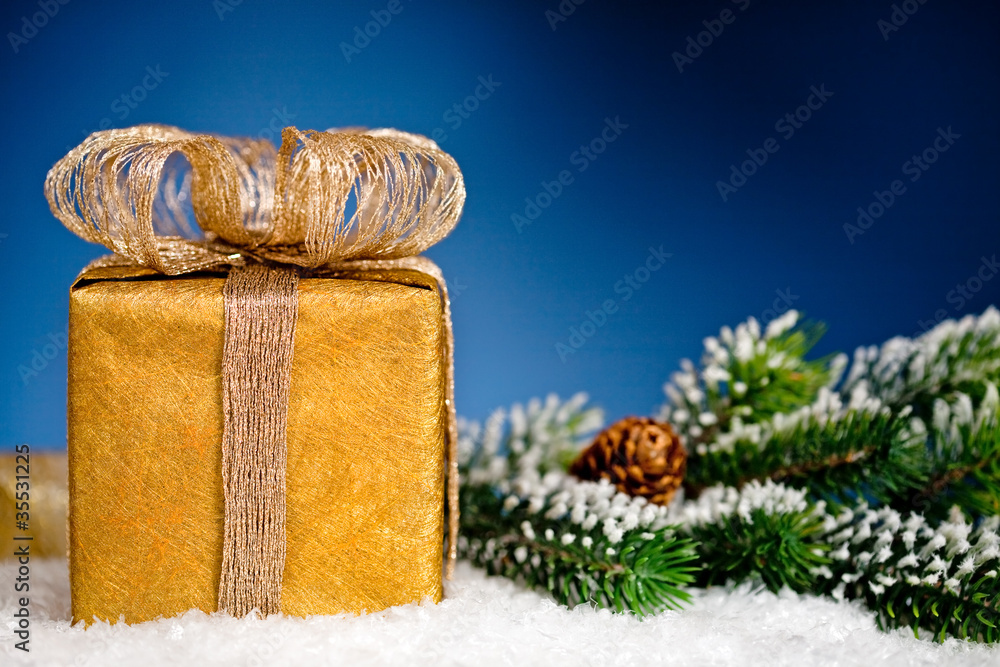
[45,124,464,616]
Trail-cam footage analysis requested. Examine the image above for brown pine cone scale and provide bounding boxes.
[570,416,686,506]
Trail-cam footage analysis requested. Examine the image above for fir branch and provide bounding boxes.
[842,306,1000,416]
[458,395,698,615]
[656,311,927,502]
[672,481,1000,643]
[659,311,845,449]
[458,392,604,486]
[663,309,1000,520]
[673,480,829,591]
[682,388,930,505]
[458,304,1000,642]
[458,391,1000,642]
[833,309,1000,519]
[909,383,1000,519]
[460,476,698,615]
[818,505,1000,643]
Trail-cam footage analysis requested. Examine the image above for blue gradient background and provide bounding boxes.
[1,0,998,448]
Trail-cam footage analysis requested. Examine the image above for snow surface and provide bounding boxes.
[2,559,998,666]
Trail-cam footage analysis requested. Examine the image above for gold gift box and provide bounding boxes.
[68,264,447,624]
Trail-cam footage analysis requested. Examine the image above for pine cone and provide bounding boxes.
[570,417,686,506]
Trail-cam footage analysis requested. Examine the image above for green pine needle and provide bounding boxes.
[688,506,828,592]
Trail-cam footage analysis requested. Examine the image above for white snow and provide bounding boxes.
[2,559,997,666]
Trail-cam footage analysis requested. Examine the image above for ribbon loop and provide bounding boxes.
[44,124,465,275]
[267,127,464,266]
[45,125,252,274]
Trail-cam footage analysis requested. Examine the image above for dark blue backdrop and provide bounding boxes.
[2,0,998,448]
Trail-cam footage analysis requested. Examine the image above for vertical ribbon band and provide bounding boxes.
[218,264,300,617]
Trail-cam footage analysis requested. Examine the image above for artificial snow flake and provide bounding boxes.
[875,574,896,587]
[920,534,947,558]
[765,310,798,339]
[545,502,568,520]
[698,412,719,426]
[830,547,850,561]
[670,480,814,528]
[521,521,535,540]
[956,556,976,577]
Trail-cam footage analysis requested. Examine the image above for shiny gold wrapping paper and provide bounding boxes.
[68,265,447,625]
